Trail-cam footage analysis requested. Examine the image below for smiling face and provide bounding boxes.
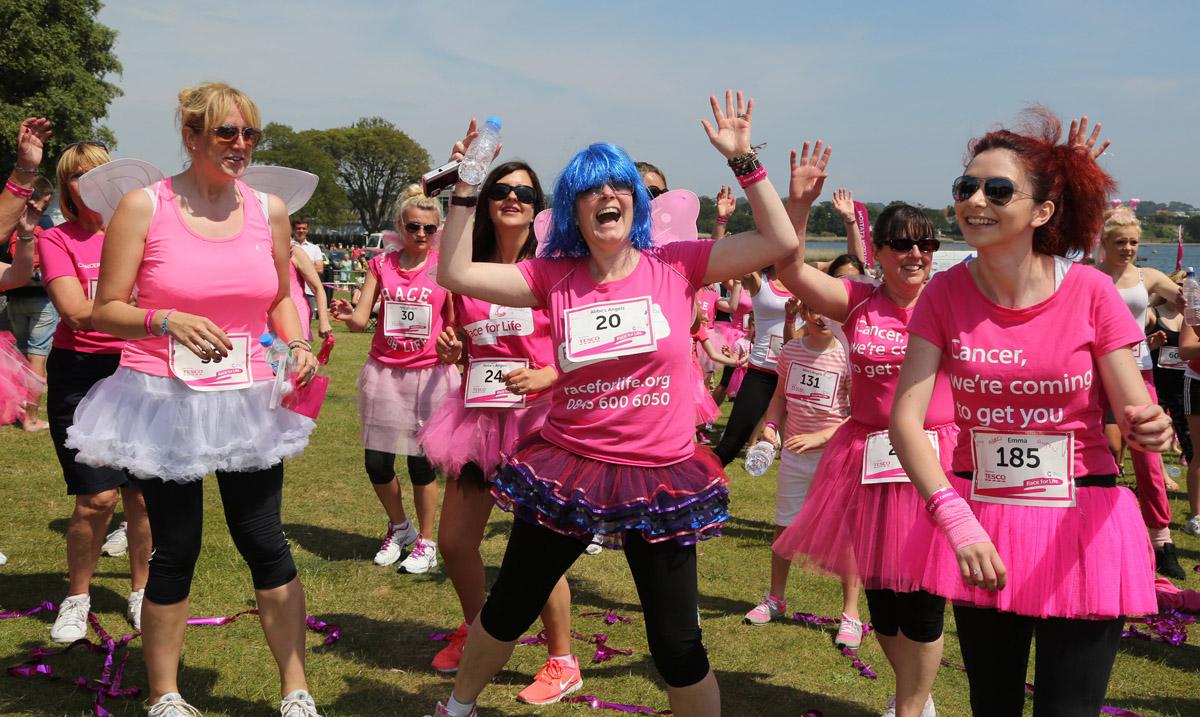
[488,169,536,230]
[1102,225,1140,266]
[956,148,1053,252]
[188,107,255,179]
[574,181,635,251]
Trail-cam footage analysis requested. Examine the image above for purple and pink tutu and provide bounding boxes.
[419,393,552,478]
[902,473,1156,619]
[493,433,729,549]
[358,359,460,456]
[773,419,959,590]
[0,331,44,424]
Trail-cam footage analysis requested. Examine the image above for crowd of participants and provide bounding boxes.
[0,82,1194,717]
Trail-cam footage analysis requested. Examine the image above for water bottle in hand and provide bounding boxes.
[260,333,294,408]
[744,440,777,477]
[458,116,502,186]
[1184,268,1200,326]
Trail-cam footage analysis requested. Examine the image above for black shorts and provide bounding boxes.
[47,348,133,495]
[1185,374,1200,417]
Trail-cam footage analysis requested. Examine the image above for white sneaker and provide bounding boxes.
[102,521,129,556]
[0,550,7,566]
[50,593,90,643]
[280,689,321,717]
[128,589,144,631]
[147,693,202,716]
[584,535,604,555]
[398,538,438,574]
[1184,514,1200,537]
[881,694,935,717]
[373,521,417,566]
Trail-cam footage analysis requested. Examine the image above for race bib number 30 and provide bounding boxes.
[169,333,253,392]
[564,297,655,362]
[862,430,938,484]
[464,359,528,408]
[383,301,432,337]
[970,429,1075,508]
[785,361,841,409]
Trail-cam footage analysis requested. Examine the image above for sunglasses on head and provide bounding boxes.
[646,185,666,199]
[404,222,438,235]
[578,182,634,200]
[191,124,263,145]
[64,140,109,153]
[952,175,1034,206]
[881,236,941,254]
[486,183,536,204]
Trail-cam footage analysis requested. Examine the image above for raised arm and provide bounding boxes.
[832,187,866,267]
[0,118,51,289]
[710,185,735,242]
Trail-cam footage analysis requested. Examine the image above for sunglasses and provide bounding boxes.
[64,140,109,153]
[951,175,1034,206]
[404,222,438,235]
[881,236,941,254]
[487,183,536,204]
[191,124,263,145]
[578,182,634,200]
[646,185,666,199]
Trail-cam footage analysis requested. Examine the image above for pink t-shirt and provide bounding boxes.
[456,294,555,401]
[121,179,278,380]
[732,284,753,331]
[776,337,850,437]
[697,286,718,326]
[37,222,124,354]
[518,241,714,466]
[909,262,1143,476]
[843,278,954,428]
[366,251,450,369]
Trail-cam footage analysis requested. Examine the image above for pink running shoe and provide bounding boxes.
[743,593,786,625]
[834,613,864,649]
[431,623,468,673]
[517,656,583,704]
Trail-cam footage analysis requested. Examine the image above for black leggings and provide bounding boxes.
[953,605,1124,717]
[364,449,436,486]
[714,367,777,465]
[137,465,297,605]
[480,518,709,688]
[863,589,945,642]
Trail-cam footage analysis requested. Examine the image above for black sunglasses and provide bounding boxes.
[191,124,263,145]
[952,175,1034,206]
[63,140,109,152]
[881,236,940,254]
[646,185,666,199]
[404,222,438,235]
[486,183,536,204]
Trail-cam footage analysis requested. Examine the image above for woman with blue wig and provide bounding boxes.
[426,91,804,717]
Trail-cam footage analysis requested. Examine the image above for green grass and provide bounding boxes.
[2,327,1199,716]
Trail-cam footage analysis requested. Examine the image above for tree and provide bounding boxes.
[255,123,351,225]
[312,117,431,233]
[0,0,122,171]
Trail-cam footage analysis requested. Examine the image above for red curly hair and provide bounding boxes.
[966,106,1116,256]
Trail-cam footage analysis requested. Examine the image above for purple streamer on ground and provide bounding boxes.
[590,632,633,663]
[1121,610,1194,646]
[563,695,671,714]
[792,612,875,679]
[580,609,634,625]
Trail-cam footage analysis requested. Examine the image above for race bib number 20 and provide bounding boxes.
[563,297,655,362]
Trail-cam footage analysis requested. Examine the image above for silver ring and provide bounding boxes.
[736,112,748,119]
[971,569,982,577]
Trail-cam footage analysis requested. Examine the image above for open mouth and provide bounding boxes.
[595,207,622,225]
[500,204,523,215]
[964,216,997,227]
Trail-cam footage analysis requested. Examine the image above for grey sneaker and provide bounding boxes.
[1184,514,1200,537]
[280,689,321,717]
[147,693,202,716]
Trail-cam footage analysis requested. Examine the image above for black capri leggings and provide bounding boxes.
[480,518,710,688]
[714,367,777,466]
[136,464,297,605]
[953,605,1124,717]
[364,449,436,486]
[864,588,945,643]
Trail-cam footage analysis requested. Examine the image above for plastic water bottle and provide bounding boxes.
[458,116,502,186]
[744,440,777,477]
[1184,268,1200,326]
[259,333,293,408]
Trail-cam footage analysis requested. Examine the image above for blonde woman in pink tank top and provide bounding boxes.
[66,83,322,717]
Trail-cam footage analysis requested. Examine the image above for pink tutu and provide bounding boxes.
[693,364,719,425]
[493,434,729,549]
[773,419,959,590]
[901,473,1156,619]
[712,321,744,354]
[358,359,460,455]
[726,365,747,397]
[419,392,552,478]
[0,331,44,424]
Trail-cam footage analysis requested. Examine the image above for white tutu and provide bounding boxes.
[66,367,315,483]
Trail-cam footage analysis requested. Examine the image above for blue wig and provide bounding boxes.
[540,143,654,258]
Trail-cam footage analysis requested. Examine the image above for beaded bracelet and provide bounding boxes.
[160,309,175,337]
[726,149,760,175]
[5,180,33,199]
[12,164,39,176]
[287,339,312,352]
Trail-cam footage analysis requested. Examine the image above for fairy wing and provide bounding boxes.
[241,166,319,215]
[530,189,700,256]
[77,159,165,226]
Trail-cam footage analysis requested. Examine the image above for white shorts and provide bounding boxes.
[775,448,823,526]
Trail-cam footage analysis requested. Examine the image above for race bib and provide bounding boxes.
[564,296,655,362]
[383,301,432,338]
[464,358,528,408]
[1132,341,1146,360]
[88,277,98,300]
[970,429,1075,508]
[862,430,939,484]
[169,333,253,392]
[1159,346,1186,370]
[785,361,842,409]
[766,334,784,363]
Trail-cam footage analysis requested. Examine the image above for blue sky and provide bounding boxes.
[97,1,1199,208]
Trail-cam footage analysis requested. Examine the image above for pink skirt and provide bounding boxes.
[0,331,44,424]
[727,365,747,397]
[694,364,719,425]
[358,359,460,455]
[712,321,744,354]
[419,392,552,478]
[901,473,1156,619]
[773,419,959,590]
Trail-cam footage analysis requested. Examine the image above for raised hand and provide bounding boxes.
[16,117,52,170]
[715,185,736,219]
[832,187,855,221]
[449,118,502,165]
[329,298,354,322]
[786,140,831,206]
[1068,115,1110,160]
[434,326,463,364]
[701,90,754,160]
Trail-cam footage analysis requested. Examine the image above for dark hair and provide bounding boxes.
[966,106,1115,256]
[826,253,864,277]
[290,216,310,229]
[872,203,936,248]
[634,161,667,189]
[472,160,545,262]
[30,175,53,202]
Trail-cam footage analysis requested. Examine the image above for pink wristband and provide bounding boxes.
[715,216,730,224]
[144,309,156,336]
[925,487,957,514]
[5,180,33,199]
[736,166,767,188]
[764,421,779,434]
[928,492,990,552]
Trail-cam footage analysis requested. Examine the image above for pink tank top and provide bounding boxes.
[732,283,753,331]
[121,179,278,381]
[455,294,555,401]
[366,250,449,369]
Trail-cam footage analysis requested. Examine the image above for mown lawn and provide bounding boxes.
[2,326,1198,716]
